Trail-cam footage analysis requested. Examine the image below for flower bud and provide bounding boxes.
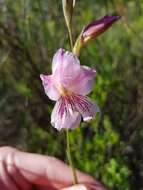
[62,0,75,29]
[73,15,120,56]
[82,15,120,43]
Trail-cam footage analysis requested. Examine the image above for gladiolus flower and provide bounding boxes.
[40,48,99,130]
[73,15,120,56]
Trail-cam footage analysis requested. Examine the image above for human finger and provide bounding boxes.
[61,183,107,190]
[0,160,19,190]
[0,147,106,190]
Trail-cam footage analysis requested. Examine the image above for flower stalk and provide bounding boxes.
[62,0,78,184]
[66,129,78,184]
[67,23,74,50]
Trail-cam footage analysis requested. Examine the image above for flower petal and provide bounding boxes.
[51,98,81,130]
[69,65,96,95]
[52,48,65,73]
[53,50,80,78]
[52,50,83,89]
[56,64,96,95]
[52,48,80,74]
[53,50,96,95]
[73,95,100,121]
[40,74,60,101]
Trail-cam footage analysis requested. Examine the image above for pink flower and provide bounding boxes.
[82,15,121,43]
[40,49,99,130]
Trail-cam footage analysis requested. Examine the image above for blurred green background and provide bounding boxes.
[0,0,143,189]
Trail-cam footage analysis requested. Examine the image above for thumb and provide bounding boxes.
[61,184,88,190]
[61,183,108,190]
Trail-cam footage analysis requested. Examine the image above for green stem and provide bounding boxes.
[67,23,74,50]
[66,129,78,185]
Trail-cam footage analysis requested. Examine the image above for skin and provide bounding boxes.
[0,147,107,190]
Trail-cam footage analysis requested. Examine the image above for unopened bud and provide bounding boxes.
[73,15,120,56]
[62,0,75,29]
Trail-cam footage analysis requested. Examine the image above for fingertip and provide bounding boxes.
[61,183,107,190]
[61,184,88,190]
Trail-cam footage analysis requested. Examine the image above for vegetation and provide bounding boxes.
[0,1,143,189]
